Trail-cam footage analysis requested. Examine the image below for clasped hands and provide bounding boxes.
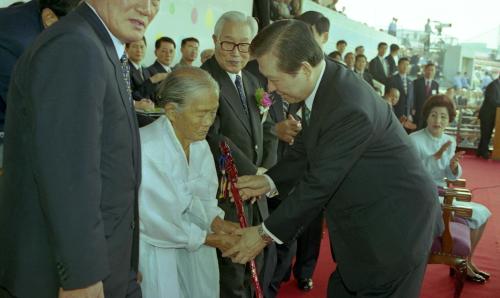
[213,175,274,264]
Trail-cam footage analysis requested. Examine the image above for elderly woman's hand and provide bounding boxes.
[211,217,240,235]
[434,140,452,160]
[205,233,241,253]
[450,151,465,175]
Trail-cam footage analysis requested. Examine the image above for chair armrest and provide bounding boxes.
[443,189,472,204]
[442,205,473,219]
[445,178,466,187]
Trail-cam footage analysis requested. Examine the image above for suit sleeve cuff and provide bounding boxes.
[263,174,279,198]
[262,222,283,244]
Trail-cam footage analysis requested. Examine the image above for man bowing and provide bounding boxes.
[225,20,443,298]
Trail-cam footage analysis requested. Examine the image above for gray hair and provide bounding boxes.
[213,11,258,40]
[156,67,219,109]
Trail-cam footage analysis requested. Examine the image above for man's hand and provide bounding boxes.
[237,176,271,200]
[205,233,241,253]
[434,140,452,160]
[149,72,168,84]
[59,281,104,298]
[211,216,240,234]
[275,115,302,145]
[134,98,155,111]
[450,150,465,175]
[222,226,267,264]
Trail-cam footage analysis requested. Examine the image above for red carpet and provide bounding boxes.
[278,155,500,297]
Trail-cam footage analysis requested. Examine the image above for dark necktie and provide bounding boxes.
[425,80,431,96]
[303,104,311,125]
[138,66,144,81]
[235,75,248,116]
[120,53,132,104]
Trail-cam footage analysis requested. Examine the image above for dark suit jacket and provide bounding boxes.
[201,57,277,218]
[147,60,168,76]
[129,61,155,101]
[413,77,439,128]
[385,55,397,76]
[368,56,389,86]
[387,73,414,118]
[264,59,442,292]
[0,0,43,132]
[479,78,500,121]
[354,70,375,89]
[0,4,141,298]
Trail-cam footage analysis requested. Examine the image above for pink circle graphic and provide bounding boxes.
[191,8,198,24]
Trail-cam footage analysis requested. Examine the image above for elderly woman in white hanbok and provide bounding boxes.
[138,67,240,297]
[410,94,491,283]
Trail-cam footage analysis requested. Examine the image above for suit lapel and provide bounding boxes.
[77,4,140,179]
[242,71,262,146]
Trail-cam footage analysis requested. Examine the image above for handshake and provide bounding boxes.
[208,218,271,265]
[207,175,275,264]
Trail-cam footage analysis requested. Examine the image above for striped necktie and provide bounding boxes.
[235,75,249,116]
[120,52,132,103]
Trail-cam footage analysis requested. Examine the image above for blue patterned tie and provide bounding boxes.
[303,104,311,125]
[235,75,249,116]
[120,52,132,104]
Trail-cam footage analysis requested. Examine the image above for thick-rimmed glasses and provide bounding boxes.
[220,41,251,53]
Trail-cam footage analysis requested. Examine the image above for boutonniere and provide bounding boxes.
[255,88,273,124]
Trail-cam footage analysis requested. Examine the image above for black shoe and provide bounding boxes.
[476,152,489,159]
[297,278,313,291]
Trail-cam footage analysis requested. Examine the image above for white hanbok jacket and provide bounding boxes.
[138,116,224,298]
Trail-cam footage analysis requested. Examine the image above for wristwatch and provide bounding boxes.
[258,224,273,244]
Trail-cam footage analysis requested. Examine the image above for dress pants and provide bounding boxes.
[477,115,495,156]
[293,212,324,279]
[327,260,427,298]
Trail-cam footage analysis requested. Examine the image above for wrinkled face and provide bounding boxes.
[426,107,449,137]
[344,54,354,68]
[355,57,367,71]
[390,90,400,106]
[169,89,219,143]
[424,65,436,79]
[213,21,252,73]
[398,60,410,75]
[378,45,387,56]
[155,41,175,66]
[258,53,314,104]
[126,39,146,63]
[181,41,199,63]
[90,0,160,44]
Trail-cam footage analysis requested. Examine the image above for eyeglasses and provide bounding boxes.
[220,41,251,53]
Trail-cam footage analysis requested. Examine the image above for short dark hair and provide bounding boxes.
[424,62,436,70]
[422,95,457,123]
[344,52,354,59]
[126,36,147,48]
[181,37,199,47]
[250,20,324,73]
[397,57,409,65]
[328,51,342,60]
[378,42,388,49]
[155,37,176,50]
[336,40,347,46]
[355,45,364,52]
[390,43,400,52]
[39,0,80,17]
[295,11,330,34]
[355,54,367,62]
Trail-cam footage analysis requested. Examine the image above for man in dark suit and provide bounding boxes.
[413,62,439,128]
[368,42,389,86]
[226,20,442,298]
[126,37,159,108]
[385,43,400,76]
[0,0,80,164]
[147,36,175,76]
[387,57,415,122]
[354,54,375,89]
[201,11,277,298]
[477,75,500,159]
[0,1,159,297]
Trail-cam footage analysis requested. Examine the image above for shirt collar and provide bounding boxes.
[304,60,326,111]
[227,71,243,83]
[130,61,141,70]
[158,62,171,72]
[85,2,124,60]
